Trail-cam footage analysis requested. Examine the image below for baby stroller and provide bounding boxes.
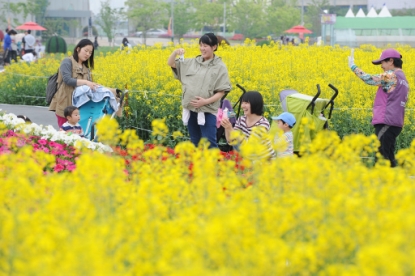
[279,84,338,154]
[72,86,126,140]
[216,84,246,152]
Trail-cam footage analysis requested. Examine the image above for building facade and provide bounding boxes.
[0,0,91,37]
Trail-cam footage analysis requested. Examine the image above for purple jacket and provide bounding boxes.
[372,70,409,127]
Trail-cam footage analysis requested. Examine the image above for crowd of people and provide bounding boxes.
[2,26,43,66]
[168,32,409,165]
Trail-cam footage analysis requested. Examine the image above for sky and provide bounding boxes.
[90,0,126,15]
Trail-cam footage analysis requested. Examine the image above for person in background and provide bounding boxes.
[21,51,37,62]
[21,30,27,55]
[122,37,131,48]
[3,28,12,66]
[167,33,232,149]
[24,30,35,54]
[17,115,32,123]
[9,29,18,63]
[93,36,99,50]
[348,48,410,167]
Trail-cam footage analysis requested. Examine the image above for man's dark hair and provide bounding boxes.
[64,106,79,118]
[27,30,31,34]
[73,38,95,69]
[241,91,264,116]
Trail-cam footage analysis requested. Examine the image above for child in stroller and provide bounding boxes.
[72,85,125,140]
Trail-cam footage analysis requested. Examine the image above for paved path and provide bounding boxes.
[0,104,57,129]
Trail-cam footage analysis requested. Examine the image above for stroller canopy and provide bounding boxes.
[280,89,330,152]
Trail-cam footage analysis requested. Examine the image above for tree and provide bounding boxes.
[24,0,50,25]
[95,0,124,44]
[193,1,224,33]
[126,0,168,45]
[0,0,41,27]
[229,0,268,38]
[171,1,196,40]
[304,0,330,35]
[43,18,65,36]
[266,1,301,37]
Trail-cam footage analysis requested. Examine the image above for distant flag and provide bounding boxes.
[167,17,172,37]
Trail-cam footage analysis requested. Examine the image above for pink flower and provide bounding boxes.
[54,164,65,172]
[49,142,64,150]
[66,164,76,171]
[38,139,48,145]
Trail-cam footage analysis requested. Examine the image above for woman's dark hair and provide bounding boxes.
[389,58,403,69]
[122,37,129,45]
[241,91,264,116]
[199,33,218,51]
[73,39,94,69]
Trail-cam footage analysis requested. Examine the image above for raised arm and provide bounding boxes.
[167,48,185,68]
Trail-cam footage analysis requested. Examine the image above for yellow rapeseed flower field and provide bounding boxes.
[2,116,415,275]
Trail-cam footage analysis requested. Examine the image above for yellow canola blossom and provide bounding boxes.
[2,119,415,275]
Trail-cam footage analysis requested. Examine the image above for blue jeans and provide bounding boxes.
[187,111,218,148]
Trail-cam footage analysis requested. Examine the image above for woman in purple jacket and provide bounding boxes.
[348,48,410,167]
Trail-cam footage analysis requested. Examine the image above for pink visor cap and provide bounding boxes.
[372,49,402,65]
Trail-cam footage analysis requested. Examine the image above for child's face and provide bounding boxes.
[67,109,80,124]
[241,101,251,115]
[276,120,290,131]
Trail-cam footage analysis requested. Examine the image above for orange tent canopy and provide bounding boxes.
[284,25,312,34]
[16,21,46,31]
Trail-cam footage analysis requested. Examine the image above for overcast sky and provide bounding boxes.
[90,0,126,15]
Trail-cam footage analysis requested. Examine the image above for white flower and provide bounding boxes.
[1,112,113,153]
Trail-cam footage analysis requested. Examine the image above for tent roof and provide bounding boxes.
[334,16,415,29]
[367,7,378,17]
[345,7,355,17]
[379,4,392,17]
[356,8,366,17]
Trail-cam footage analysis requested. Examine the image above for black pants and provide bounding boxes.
[374,124,402,167]
[11,50,17,63]
[3,49,11,64]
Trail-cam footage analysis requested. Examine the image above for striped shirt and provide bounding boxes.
[234,116,276,160]
[60,122,84,136]
[274,131,294,157]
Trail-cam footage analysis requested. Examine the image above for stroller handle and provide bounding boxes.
[236,84,247,94]
[116,89,125,107]
[234,84,247,119]
[307,84,321,115]
[325,84,339,119]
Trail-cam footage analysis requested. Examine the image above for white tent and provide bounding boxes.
[356,8,366,17]
[345,7,355,17]
[378,4,392,17]
[367,6,378,17]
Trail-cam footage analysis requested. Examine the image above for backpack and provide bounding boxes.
[45,69,61,105]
